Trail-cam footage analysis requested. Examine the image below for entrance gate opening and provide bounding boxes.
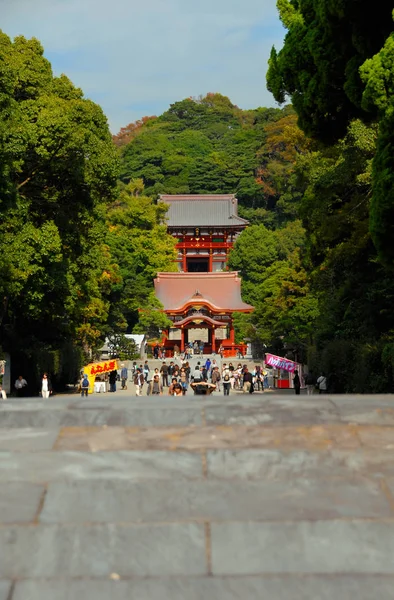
[187,258,209,272]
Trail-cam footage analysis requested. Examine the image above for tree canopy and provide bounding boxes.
[266,0,393,142]
[265,5,394,391]
[267,3,394,266]
[0,31,175,390]
[116,94,308,226]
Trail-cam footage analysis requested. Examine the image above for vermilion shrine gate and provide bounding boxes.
[154,194,253,356]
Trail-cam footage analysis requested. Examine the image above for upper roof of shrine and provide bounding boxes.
[159,194,249,228]
[154,272,254,312]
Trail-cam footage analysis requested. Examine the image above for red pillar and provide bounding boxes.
[229,321,235,344]
[209,249,213,272]
[182,250,187,272]
[180,328,185,352]
[211,328,216,354]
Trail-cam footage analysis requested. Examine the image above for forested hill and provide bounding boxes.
[114,94,310,227]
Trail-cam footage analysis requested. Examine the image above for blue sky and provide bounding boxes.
[2,0,285,133]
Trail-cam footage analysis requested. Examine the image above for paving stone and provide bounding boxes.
[53,424,361,452]
[205,403,339,426]
[0,483,44,523]
[383,478,394,497]
[0,523,206,578]
[0,428,59,451]
[0,581,11,600]
[0,451,202,482]
[40,477,391,523]
[206,447,394,479]
[356,426,394,449]
[11,576,394,600]
[338,408,394,425]
[207,449,338,479]
[330,395,394,409]
[211,521,394,574]
[0,408,202,427]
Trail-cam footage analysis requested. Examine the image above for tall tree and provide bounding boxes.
[266,0,393,142]
[0,31,118,387]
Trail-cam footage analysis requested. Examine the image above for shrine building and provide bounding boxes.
[154,194,253,356]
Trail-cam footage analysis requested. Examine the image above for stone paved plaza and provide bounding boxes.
[2,393,394,598]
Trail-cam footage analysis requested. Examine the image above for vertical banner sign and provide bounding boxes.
[82,359,120,394]
[265,353,297,373]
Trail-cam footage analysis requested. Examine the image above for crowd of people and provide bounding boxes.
[3,363,328,399]
[122,359,271,396]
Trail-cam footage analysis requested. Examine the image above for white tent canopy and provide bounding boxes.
[100,334,145,359]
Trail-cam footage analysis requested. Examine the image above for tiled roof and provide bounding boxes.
[159,194,248,228]
[154,272,254,312]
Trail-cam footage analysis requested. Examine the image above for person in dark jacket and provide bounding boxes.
[305,372,315,395]
[293,370,301,395]
[109,369,117,392]
[160,362,169,387]
[242,368,253,393]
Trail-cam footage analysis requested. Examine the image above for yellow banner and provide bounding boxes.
[82,359,120,394]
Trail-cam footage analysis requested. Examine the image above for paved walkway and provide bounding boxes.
[2,394,394,598]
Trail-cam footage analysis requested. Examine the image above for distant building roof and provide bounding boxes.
[159,194,248,228]
[154,272,253,312]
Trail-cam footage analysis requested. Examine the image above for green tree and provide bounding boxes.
[105,181,176,336]
[228,220,317,359]
[360,31,394,264]
[117,95,302,215]
[0,31,118,388]
[266,0,393,142]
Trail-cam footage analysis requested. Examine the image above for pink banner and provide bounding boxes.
[265,353,297,373]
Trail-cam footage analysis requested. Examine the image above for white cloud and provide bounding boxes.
[2,0,285,132]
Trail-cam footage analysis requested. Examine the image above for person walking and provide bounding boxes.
[173,383,183,396]
[80,373,90,397]
[305,372,316,395]
[41,373,52,398]
[242,368,253,393]
[180,368,188,395]
[192,365,202,383]
[168,377,178,396]
[160,362,169,387]
[109,369,117,393]
[143,360,150,382]
[14,375,28,397]
[293,369,301,395]
[254,366,263,391]
[211,366,221,392]
[147,374,163,395]
[317,373,327,394]
[263,372,269,389]
[134,368,144,396]
[222,364,231,396]
[120,364,128,390]
[205,357,211,374]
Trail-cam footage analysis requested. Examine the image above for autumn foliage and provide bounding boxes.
[112,116,157,147]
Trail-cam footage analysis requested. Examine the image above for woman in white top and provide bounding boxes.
[41,373,52,398]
